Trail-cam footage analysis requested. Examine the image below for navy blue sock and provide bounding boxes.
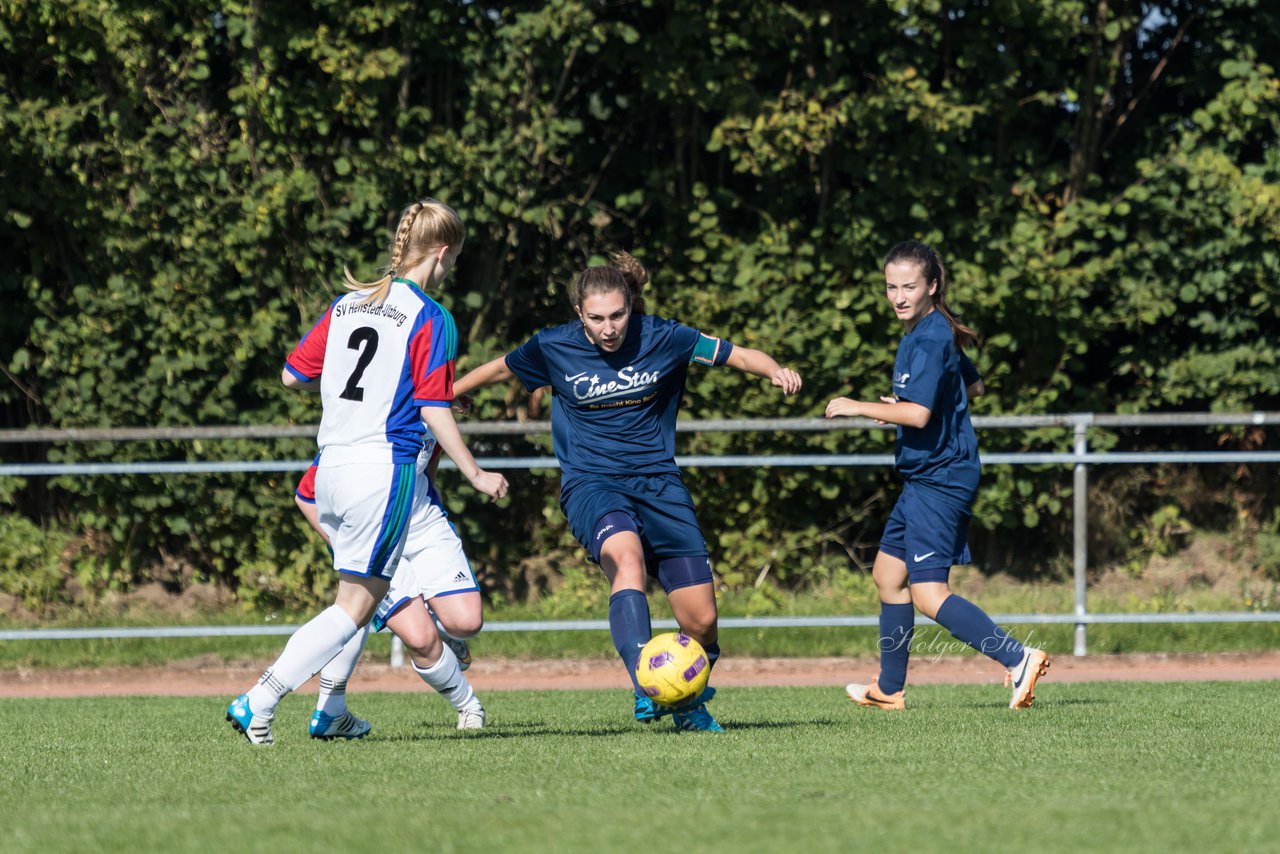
[934,595,1024,668]
[703,640,720,671]
[609,589,652,697]
[877,602,914,694]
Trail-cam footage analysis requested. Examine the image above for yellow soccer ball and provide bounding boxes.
[635,632,711,707]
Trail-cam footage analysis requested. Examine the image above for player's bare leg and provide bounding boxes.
[427,590,483,671]
[667,583,718,650]
[389,597,485,729]
[665,582,723,733]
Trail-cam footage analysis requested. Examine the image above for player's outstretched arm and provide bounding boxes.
[454,355,515,398]
[724,346,802,396]
[421,405,508,501]
[825,396,930,428]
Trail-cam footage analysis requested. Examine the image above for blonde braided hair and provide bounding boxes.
[344,198,466,305]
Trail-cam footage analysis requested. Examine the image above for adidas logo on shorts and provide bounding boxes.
[453,571,468,582]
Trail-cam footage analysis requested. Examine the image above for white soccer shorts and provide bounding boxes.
[372,479,478,631]
[314,461,416,579]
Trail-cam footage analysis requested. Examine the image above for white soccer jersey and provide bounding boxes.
[296,430,444,510]
[285,278,458,465]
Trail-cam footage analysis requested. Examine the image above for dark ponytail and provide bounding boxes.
[883,240,977,349]
[608,250,648,315]
[569,250,649,315]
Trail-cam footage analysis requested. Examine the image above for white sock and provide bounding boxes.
[412,645,480,712]
[246,605,359,716]
[316,624,370,715]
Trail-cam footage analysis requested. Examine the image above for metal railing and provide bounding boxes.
[2,412,1277,658]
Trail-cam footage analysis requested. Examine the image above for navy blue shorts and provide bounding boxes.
[879,478,976,584]
[560,472,711,589]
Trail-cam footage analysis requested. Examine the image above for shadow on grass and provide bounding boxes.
[373,720,638,741]
[718,718,843,731]
[374,715,835,740]
[941,696,1108,710]
[1033,696,1108,708]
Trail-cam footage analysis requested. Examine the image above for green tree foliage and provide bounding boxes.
[1,0,1277,606]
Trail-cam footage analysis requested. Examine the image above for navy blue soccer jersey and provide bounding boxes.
[958,349,980,389]
[890,310,980,486]
[504,314,733,478]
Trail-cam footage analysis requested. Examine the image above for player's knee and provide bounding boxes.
[406,637,442,661]
[610,557,646,587]
[396,625,438,658]
[679,610,718,643]
[443,613,483,638]
[910,584,950,619]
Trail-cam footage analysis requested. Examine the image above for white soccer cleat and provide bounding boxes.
[226,693,275,745]
[1007,648,1051,709]
[457,706,486,731]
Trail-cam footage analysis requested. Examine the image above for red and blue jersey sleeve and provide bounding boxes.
[410,301,459,407]
[285,301,336,382]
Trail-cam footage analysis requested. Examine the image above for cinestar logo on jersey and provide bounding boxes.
[565,366,661,403]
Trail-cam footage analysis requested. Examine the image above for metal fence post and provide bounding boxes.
[1073,418,1090,656]
[391,635,405,668]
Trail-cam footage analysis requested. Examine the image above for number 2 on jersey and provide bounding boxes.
[339,327,379,401]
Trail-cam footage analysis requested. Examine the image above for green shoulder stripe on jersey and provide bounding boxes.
[394,278,458,360]
[426,295,458,361]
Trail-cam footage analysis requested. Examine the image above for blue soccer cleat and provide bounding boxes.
[308,709,371,740]
[672,701,724,733]
[634,694,673,723]
[226,693,274,745]
[636,686,718,725]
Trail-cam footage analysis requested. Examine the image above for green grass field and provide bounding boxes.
[3,682,1277,853]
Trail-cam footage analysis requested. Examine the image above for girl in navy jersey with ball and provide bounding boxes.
[455,252,802,732]
[826,240,1048,711]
